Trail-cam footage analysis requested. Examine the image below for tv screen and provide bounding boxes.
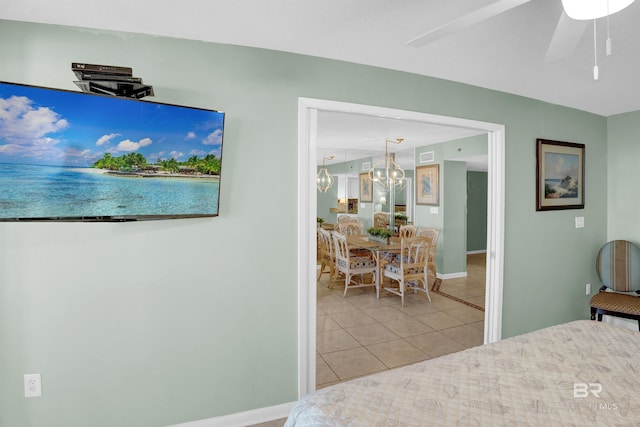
[0,81,225,221]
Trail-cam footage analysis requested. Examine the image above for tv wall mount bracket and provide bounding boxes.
[71,62,154,99]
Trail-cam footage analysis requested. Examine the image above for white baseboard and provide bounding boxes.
[437,272,467,280]
[167,401,295,427]
[467,249,487,254]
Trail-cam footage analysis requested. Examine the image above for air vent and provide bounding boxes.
[362,162,371,171]
[419,151,435,163]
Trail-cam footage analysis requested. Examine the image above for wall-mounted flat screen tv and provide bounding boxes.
[0,81,224,221]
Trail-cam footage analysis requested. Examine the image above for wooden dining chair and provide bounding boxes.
[416,227,441,290]
[383,236,432,307]
[337,215,359,228]
[338,222,364,236]
[332,231,378,297]
[374,212,390,229]
[398,224,416,239]
[317,228,337,286]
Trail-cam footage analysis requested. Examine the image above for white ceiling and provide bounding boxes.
[316,110,488,171]
[4,0,638,168]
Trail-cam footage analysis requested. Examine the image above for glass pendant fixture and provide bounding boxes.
[316,155,335,193]
[368,138,406,190]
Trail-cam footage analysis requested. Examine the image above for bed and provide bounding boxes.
[285,320,640,426]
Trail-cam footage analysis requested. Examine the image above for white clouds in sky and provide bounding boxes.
[203,129,222,146]
[0,95,69,156]
[170,150,184,159]
[96,133,119,146]
[115,137,153,152]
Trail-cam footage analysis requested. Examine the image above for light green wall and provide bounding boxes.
[604,111,640,330]
[414,135,489,274]
[607,111,640,243]
[0,19,608,427]
[442,161,468,274]
[467,171,488,252]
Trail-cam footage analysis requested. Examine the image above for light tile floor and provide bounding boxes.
[316,253,486,389]
[247,254,486,427]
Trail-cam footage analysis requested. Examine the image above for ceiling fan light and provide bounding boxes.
[562,0,636,20]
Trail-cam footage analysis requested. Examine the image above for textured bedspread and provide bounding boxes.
[285,320,640,426]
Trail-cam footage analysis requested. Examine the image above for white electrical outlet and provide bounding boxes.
[586,283,591,295]
[24,373,42,398]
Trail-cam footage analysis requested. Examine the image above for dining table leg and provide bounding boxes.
[375,250,380,298]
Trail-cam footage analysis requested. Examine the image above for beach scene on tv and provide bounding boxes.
[0,82,224,220]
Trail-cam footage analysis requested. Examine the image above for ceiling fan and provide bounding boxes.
[406,0,636,71]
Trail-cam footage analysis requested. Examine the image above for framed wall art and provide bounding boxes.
[359,173,372,202]
[416,164,439,206]
[536,138,585,211]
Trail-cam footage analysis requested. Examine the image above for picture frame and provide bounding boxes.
[536,138,585,211]
[415,164,440,206]
[359,173,373,203]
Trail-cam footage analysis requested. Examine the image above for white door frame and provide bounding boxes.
[297,98,505,397]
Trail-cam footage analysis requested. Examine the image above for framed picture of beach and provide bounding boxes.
[536,139,585,211]
[416,164,439,206]
[0,80,225,221]
[359,173,372,202]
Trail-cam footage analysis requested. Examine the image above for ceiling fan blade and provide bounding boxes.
[544,10,589,62]
[406,0,533,47]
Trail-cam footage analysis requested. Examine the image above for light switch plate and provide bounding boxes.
[430,207,439,214]
[575,216,584,228]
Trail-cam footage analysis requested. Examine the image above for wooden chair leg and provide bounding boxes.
[317,262,325,281]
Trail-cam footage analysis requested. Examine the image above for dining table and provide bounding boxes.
[346,235,402,297]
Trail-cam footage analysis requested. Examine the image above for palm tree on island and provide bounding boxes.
[92,152,220,178]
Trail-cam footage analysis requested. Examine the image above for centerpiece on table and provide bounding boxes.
[394,213,408,222]
[367,227,394,245]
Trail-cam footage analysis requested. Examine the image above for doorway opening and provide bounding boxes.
[297,98,505,396]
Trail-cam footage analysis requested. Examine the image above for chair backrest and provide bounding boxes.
[332,232,350,265]
[400,236,430,270]
[596,240,640,292]
[337,215,359,226]
[398,224,416,239]
[338,222,363,236]
[417,227,440,256]
[374,212,390,228]
[317,227,334,259]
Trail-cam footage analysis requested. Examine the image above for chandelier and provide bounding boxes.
[316,155,335,193]
[368,138,406,190]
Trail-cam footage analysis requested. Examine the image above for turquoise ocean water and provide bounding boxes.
[0,163,220,219]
